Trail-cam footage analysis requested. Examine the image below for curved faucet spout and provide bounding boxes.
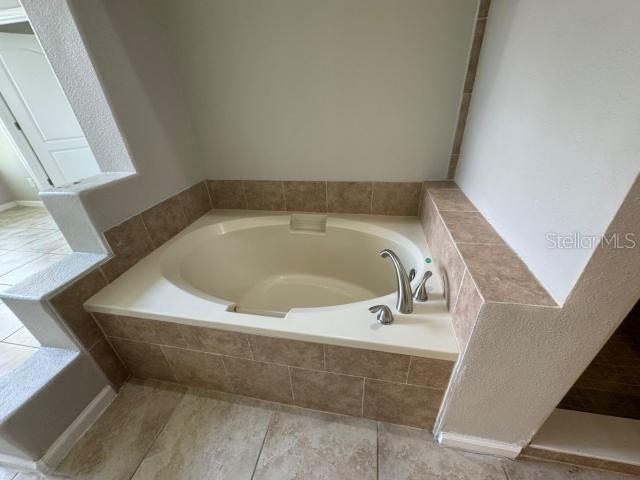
[379,248,413,314]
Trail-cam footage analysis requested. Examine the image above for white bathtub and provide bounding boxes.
[86,211,458,360]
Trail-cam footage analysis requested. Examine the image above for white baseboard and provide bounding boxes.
[0,385,115,474]
[0,201,17,211]
[16,200,44,207]
[437,432,522,459]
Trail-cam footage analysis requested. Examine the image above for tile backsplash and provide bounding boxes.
[207,180,423,216]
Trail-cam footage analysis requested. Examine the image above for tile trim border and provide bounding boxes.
[447,0,491,179]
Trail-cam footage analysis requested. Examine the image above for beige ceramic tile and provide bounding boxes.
[207,180,247,209]
[0,342,37,376]
[223,356,293,404]
[92,312,129,338]
[116,315,187,347]
[440,211,504,245]
[0,254,65,285]
[452,270,484,351]
[0,229,52,250]
[178,323,251,358]
[290,367,364,417]
[161,346,231,391]
[452,93,472,154]
[131,389,276,480]
[102,216,154,282]
[2,327,40,347]
[0,303,23,340]
[49,268,107,348]
[363,379,443,429]
[458,243,556,306]
[179,181,212,223]
[428,208,466,311]
[464,19,487,93]
[423,181,457,191]
[447,154,459,179]
[429,189,477,212]
[325,344,410,383]
[520,447,602,469]
[283,181,327,213]
[326,182,372,214]
[18,231,68,254]
[110,338,176,382]
[371,182,422,216]
[89,339,128,389]
[249,335,324,369]
[253,407,377,480]
[0,466,17,480]
[243,180,285,211]
[141,194,188,248]
[478,0,491,19]
[53,380,185,480]
[407,357,455,389]
[504,457,634,479]
[0,251,43,276]
[378,422,507,480]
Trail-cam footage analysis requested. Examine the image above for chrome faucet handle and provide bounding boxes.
[412,270,433,302]
[369,305,394,325]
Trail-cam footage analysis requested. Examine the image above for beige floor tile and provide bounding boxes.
[131,389,276,480]
[0,254,65,285]
[378,423,507,480]
[504,458,638,479]
[0,343,37,376]
[0,303,23,340]
[18,232,68,254]
[0,465,18,480]
[52,380,185,480]
[0,230,52,250]
[3,327,40,347]
[253,406,377,480]
[0,251,43,276]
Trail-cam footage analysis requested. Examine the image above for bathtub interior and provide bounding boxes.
[162,216,426,315]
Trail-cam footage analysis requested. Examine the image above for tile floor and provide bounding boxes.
[0,206,71,376]
[1,379,638,479]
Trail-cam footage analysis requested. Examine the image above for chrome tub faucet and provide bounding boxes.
[379,248,413,314]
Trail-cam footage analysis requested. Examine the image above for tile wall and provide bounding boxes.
[92,311,455,430]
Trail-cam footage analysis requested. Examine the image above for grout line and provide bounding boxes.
[127,387,188,480]
[361,378,366,417]
[250,413,273,480]
[405,356,412,384]
[376,421,380,480]
[287,366,296,404]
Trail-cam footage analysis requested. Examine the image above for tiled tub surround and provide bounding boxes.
[207,180,423,216]
[419,183,558,351]
[38,180,448,393]
[80,204,459,431]
[93,311,454,430]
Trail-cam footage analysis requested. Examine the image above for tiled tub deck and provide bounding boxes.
[91,311,454,430]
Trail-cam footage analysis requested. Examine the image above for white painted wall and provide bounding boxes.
[152,0,478,181]
[455,0,640,303]
[0,124,38,202]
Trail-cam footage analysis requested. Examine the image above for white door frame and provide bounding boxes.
[0,90,51,190]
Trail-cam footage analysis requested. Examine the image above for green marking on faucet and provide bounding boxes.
[425,257,432,264]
